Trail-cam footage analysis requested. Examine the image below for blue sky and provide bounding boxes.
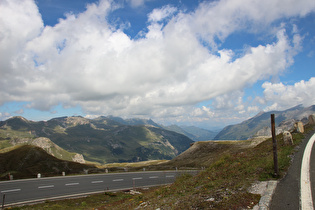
[0,0,314,129]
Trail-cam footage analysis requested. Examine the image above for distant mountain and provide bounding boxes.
[163,125,218,141]
[0,116,193,164]
[106,116,162,127]
[214,105,315,140]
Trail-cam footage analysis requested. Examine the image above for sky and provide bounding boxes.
[0,0,315,130]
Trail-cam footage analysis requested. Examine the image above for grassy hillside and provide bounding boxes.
[0,145,97,180]
[163,137,268,168]
[19,124,315,209]
[0,137,84,163]
[0,116,193,164]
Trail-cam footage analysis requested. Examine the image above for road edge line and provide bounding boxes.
[300,133,315,210]
[1,183,171,208]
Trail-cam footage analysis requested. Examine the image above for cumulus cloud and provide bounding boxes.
[148,5,177,22]
[191,0,315,48]
[262,77,315,111]
[0,0,314,125]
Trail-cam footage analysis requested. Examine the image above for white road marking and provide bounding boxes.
[300,133,315,210]
[149,176,158,179]
[132,177,143,180]
[166,175,174,178]
[113,179,124,182]
[65,183,79,186]
[91,181,103,184]
[1,189,21,193]
[38,185,54,189]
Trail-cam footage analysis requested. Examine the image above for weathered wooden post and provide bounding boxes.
[2,194,5,209]
[271,114,279,176]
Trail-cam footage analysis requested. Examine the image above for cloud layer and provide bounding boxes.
[0,0,315,125]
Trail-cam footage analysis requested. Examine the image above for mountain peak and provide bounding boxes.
[10,116,29,122]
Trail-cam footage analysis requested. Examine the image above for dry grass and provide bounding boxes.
[99,160,169,168]
[12,125,315,209]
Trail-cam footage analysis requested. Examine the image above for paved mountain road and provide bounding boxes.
[0,171,191,207]
[270,129,315,209]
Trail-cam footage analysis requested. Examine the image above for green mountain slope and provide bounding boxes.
[0,145,96,180]
[0,116,193,164]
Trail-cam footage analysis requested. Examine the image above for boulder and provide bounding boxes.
[294,121,304,133]
[308,114,315,125]
[72,153,86,163]
[283,131,293,145]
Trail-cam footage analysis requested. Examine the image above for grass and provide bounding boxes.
[9,125,315,209]
[100,159,169,168]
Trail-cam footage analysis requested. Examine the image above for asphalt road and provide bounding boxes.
[270,129,315,209]
[0,170,191,207]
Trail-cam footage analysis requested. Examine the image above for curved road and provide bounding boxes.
[270,130,315,209]
[0,170,192,207]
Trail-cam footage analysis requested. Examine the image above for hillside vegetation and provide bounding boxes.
[19,123,315,209]
[0,116,193,164]
[0,145,97,180]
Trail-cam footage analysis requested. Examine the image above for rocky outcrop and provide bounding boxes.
[9,137,85,163]
[72,153,86,163]
[214,105,315,140]
[254,117,309,138]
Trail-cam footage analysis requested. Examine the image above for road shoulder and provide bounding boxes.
[270,130,315,210]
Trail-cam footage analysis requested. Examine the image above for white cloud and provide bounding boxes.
[148,5,177,22]
[0,112,11,121]
[191,0,315,48]
[263,77,315,111]
[0,0,314,125]
[0,0,43,104]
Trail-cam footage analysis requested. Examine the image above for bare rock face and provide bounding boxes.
[255,127,273,137]
[72,153,86,164]
[31,137,53,150]
[283,131,293,145]
[254,118,306,138]
[9,137,86,163]
[277,119,296,133]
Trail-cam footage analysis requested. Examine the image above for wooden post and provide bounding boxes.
[271,114,279,176]
[2,194,5,209]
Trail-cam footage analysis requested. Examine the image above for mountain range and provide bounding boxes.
[214,105,315,140]
[0,116,193,164]
[106,116,219,141]
[1,104,314,166]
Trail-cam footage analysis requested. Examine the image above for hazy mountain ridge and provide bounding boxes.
[0,116,193,164]
[163,124,218,141]
[214,105,315,140]
[106,116,162,127]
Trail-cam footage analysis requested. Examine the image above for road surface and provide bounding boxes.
[270,129,315,209]
[0,170,192,207]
